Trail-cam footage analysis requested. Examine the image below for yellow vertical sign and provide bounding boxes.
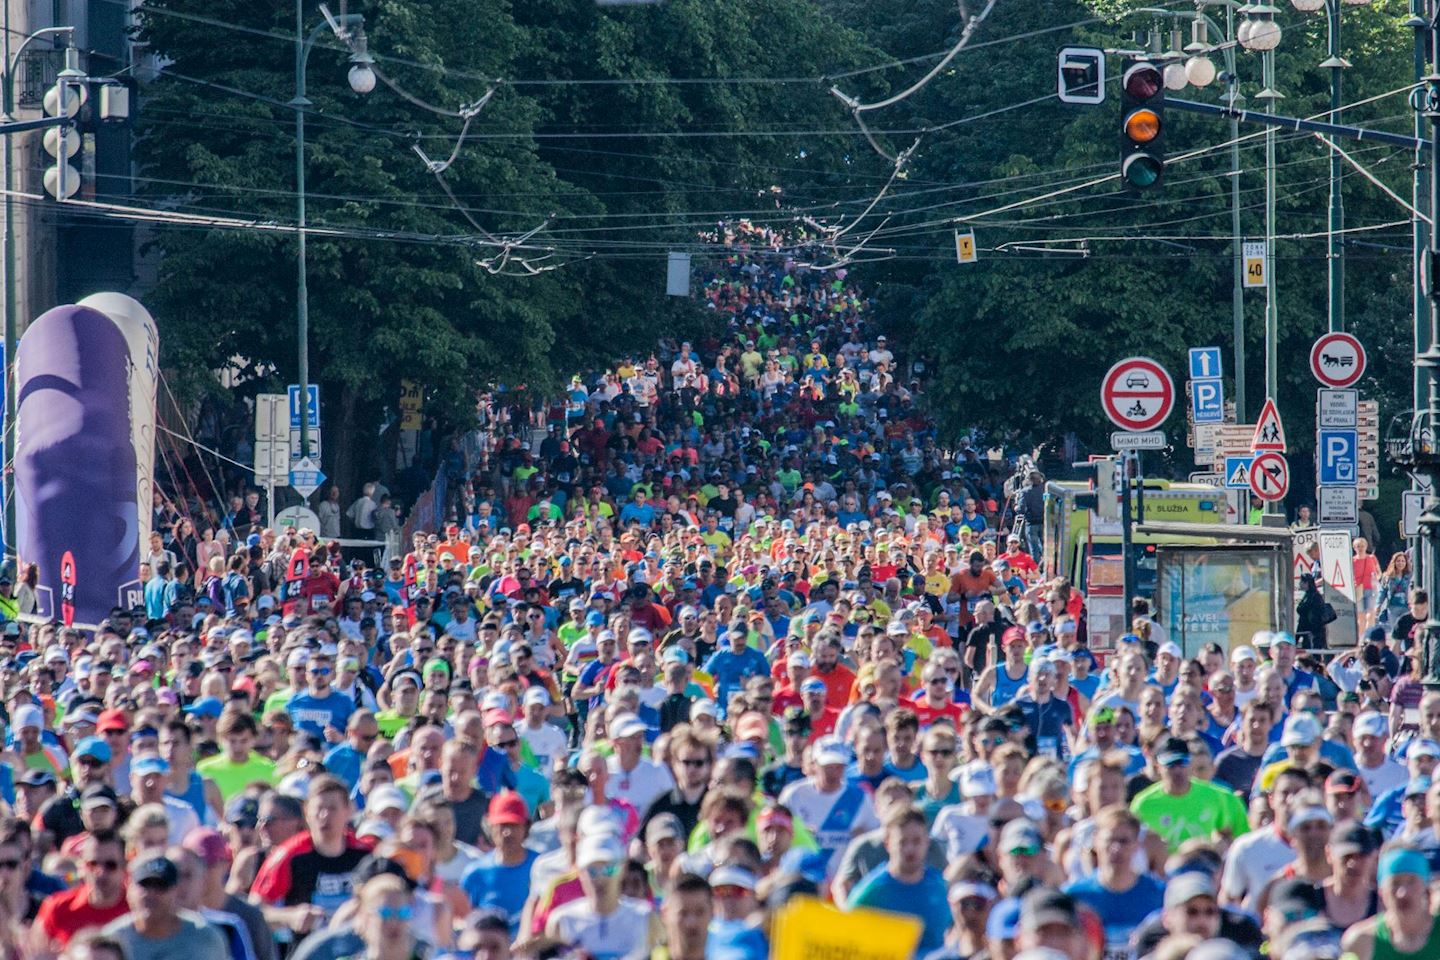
[955,229,977,264]
[1243,241,1266,288]
[399,380,424,430]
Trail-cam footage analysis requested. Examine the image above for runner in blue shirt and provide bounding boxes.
[285,653,356,740]
[846,807,951,956]
[702,628,771,718]
[1062,807,1166,956]
[460,791,538,938]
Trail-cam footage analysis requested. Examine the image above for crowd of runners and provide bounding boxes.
[4,223,1439,960]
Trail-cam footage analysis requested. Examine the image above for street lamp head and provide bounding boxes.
[1247,17,1282,50]
[1185,54,1218,87]
[1235,18,1255,48]
[348,62,377,94]
[1163,62,1189,91]
[1290,0,1326,12]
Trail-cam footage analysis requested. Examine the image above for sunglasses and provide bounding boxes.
[86,859,121,871]
[308,667,332,676]
[679,758,710,768]
[585,862,622,878]
[959,897,989,910]
[712,885,750,899]
[377,906,414,922]
[925,747,955,757]
[493,739,519,750]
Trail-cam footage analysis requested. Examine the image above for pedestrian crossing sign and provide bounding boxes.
[1251,397,1286,452]
[1224,455,1254,489]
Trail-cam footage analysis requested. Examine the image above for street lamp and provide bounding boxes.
[1288,0,1372,333]
[1239,5,1284,50]
[293,2,373,466]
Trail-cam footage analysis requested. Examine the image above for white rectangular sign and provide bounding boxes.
[1318,486,1358,525]
[1317,389,1358,428]
[1111,430,1166,450]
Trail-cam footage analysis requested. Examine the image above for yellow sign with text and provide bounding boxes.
[399,380,424,430]
[770,896,922,960]
[1242,241,1265,288]
[955,230,977,264]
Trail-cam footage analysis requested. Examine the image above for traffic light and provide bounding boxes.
[1119,59,1164,189]
[41,49,86,200]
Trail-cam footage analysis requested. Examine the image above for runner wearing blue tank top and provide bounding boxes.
[160,722,221,826]
[974,626,1031,712]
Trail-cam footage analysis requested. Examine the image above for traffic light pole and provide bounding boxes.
[1165,97,1430,150]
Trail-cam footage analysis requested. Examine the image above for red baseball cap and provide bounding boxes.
[488,790,529,826]
[97,709,129,734]
[483,708,513,728]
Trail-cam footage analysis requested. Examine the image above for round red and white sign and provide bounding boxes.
[1100,357,1175,432]
[1249,451,1290,502]
[1309,333,1366,388]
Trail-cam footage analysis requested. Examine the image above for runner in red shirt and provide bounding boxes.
[998,533,1040,579]
[33,830,129,950]
[910,662,968,728]
[811,637,856,712]
[251,776,373,935]
[797,678,839,741]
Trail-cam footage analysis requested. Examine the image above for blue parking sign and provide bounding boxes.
[1188,347,1222,380]
[1317,429,1358,485]
[1190,377,1223,424]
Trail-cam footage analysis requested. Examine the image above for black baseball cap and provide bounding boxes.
[225,795,260,828]
[1328,821,1380,857]
[1269,878,1325,919]
[131,855,179,889]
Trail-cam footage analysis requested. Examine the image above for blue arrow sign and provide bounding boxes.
[1189,347,1222,380]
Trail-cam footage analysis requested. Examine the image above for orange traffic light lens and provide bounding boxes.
[1125,109,1161,143]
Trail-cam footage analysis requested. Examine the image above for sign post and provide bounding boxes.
[253,393,290,528]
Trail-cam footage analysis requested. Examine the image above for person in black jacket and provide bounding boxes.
[1296,574,1332,650]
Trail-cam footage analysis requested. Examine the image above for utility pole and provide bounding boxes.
[1323,0,1345,332]
[1414,0,1430,583]
[1406,3,1440,690]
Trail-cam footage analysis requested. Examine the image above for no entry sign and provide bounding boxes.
[1101,357,1175,432]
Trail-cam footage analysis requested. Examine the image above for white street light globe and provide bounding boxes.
[348,64,376,94]
[1248,18,1282,50]
[1291,0,1326,11]
[1164,62,1189,91]
[1236,18,1256,49]
[1185,55,1217,87]
[44,163,80,200]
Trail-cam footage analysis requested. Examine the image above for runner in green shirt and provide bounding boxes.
[195,711,276,801]
[1130,735,1248,851]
